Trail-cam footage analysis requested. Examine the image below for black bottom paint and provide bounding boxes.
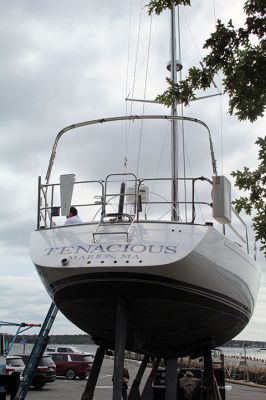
[51,272,249,358]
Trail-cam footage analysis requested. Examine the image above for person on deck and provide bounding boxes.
[64,206,83,225]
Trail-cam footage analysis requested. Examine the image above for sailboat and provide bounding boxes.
[30,4,261,358]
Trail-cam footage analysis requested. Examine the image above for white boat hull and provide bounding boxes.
[30,222,260,357]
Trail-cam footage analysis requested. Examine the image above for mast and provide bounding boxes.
[170,4,179,221]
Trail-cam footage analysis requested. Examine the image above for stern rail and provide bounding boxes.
[36,174,252,255]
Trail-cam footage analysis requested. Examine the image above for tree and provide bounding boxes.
[231,137,266,256]
[147,0,266,256]
[147,0,266,122]
[147,0,191,16]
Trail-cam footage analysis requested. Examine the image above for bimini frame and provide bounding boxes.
[44,114,217,201]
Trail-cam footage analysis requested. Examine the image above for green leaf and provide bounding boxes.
[147,0,266,122]
[231,136,266,256]
[147,0,191,15]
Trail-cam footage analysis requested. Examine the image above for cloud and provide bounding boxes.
[235,280,266,342]
[0,275,84,335]
[0,0,265,341]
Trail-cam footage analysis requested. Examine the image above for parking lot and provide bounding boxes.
[17,358,266,400]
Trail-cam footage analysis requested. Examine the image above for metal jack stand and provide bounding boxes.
[141,358,161,400]
[81,346,106,400]
[81,297,128,400]
[15,302,58,400]
[165,358,178,400]
[203,347,222,400]
[113,297,127,400]
[128,355,149,400]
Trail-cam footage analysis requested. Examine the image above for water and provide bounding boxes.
[8,343,266,362]
[8,343,98,355]
[220,347,266,361]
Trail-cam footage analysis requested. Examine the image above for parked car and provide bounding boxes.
[47,352,93,380]
[46,346,84,354]
[15,354,56,389]
[6,356,25,377]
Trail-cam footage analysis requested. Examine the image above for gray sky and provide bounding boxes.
[0,0,265,341]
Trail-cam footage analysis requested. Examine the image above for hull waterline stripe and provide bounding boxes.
[50,274,250,321]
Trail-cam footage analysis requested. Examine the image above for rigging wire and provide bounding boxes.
[123,2,220,222]
[124,0,133,174]
[129,0,144,117]
[219,89,224,175]
[181,8,203,60]
[212,0,224,175]
[136,14,153,177]
[212,0,217,26]
[176,2,220,222]
[124,0,144,184]
[126,17,159,101]
[181,7,221,95]
[145,123,170,217]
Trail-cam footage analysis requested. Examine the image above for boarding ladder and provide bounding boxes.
[93,174,137,243]
[15,303,58,400]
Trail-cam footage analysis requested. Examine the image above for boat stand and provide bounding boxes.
[80,297,160,400]
[81,346,106,400]
[128,355,149,400]
[113,297,128,400]
[165,358,178,399]
[203,347,222,400]
[141,358,161,400]
[81,301,223,400]
[81,296,128,400]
